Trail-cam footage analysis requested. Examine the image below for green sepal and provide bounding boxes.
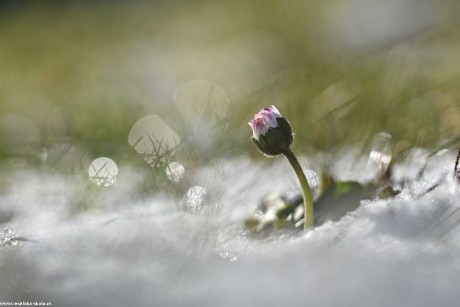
[252,136,275,156]
[252,137,274,156]
[276,117,293,144]
[250,117,294,157]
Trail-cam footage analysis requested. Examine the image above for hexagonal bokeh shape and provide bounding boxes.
[128,115,180,168]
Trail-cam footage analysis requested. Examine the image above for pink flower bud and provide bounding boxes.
[249,105,293,156]
[248,106,282,140]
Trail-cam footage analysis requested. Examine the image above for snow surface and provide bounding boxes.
[1,148,460,307]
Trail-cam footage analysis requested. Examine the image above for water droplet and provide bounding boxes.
[216,229,248,262]
[88,157,118,187]
[165,162,185,182]
[173,80,230,136]
[369,132,392,173]
[184,186,207,212]
[128,115,180,168]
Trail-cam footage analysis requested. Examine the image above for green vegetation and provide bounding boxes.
[1,0,460,166]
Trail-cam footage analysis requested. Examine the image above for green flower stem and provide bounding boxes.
[283,148,314,229]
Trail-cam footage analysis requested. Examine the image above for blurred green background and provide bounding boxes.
[1,0,460,167]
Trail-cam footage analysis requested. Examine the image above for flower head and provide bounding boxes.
[249,105,293,156]
[248,106,281,140]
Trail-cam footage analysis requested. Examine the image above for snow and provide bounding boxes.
[1,149,460,306]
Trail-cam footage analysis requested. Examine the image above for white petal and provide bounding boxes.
[253,123,262,140]
[260,124,269,136]
[266,117,278,128]
[270,105,282,118]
